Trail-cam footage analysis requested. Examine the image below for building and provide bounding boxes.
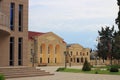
[0,0,28,67]
[66,44,90,65]
[28,31,66,66]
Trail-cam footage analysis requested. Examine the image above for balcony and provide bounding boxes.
[0,11,11,35]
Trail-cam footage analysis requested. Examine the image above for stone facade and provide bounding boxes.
[66,44,90,65]
[28,31,66,66]
[0,0,28,67]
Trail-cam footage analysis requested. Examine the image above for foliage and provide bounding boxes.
[112,31,120,62]
[82,59,91,71]
[110,65,119,72]
[112,0,120,63]
[0,74,5,80]
[56,67,65,72]
[97,26,114,63]
[57,68,120,75]
[116,0,120,31]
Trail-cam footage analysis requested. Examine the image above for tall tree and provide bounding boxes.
[112,32,120,64]
[116,0,120,31]
[97,26,114,64]
[113,0,120,64]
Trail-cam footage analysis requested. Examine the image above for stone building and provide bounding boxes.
[0,0,28,67]
[66,44,90,65]
[28,31,66,66]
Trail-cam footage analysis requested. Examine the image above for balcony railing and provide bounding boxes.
[0,11,10,34]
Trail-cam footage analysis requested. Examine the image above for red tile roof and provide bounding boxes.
[28,31,45,40]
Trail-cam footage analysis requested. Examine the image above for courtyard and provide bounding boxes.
[7,66,120,80]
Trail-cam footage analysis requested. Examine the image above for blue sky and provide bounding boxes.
[29,0,118,49]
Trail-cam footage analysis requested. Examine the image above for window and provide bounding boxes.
[83,53,85,56]
[55,58,57,63]
[18,4,23,31]
[80,52,82,56]
[9,37,14,66]
[18,37,23,65]
[76,52,78,55]
[81,58,83,63]
[40,58,42,63]
[87,52,89,55]
[48,58,50,63]
[70,51,72,56]
[10,3,15,30]
[70,58,72,62]
[77,58,79,63]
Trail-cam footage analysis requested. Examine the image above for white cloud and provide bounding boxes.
[29,0,119,48]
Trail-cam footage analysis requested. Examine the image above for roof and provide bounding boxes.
[28,31,45,40]
[28,31,66,44]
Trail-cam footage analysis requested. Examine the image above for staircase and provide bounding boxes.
[0,67,53,78]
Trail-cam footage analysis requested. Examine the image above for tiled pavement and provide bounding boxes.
[7,66,120,80]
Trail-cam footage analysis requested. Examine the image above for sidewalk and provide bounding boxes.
[7,66,120,80]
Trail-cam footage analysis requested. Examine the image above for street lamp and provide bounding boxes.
[31,36,37,67]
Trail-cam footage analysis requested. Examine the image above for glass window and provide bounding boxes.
[48,58,50,63]
[40,58,42,63]
[55,58,57,63]
[87,52,89,55]
[9,37,14,66]
[70,58,72,62]
[71,51,72,56]
[76,52,78,55]
[10,3,15,30]
[18,37,23,65]
[18,4,23,31]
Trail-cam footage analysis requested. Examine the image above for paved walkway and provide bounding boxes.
[7,66,120,80]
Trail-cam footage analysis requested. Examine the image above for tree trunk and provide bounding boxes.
[110,55,112,65]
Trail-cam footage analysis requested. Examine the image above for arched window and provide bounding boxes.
[87,52,89,55]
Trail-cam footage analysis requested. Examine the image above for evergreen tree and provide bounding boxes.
[97,26,114,64]
[82,59,91,71]
[116,0,120,31]
[113,0,120,64]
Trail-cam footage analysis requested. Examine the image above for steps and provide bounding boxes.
[0,67,53,78]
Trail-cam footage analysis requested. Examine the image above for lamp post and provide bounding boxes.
[31,36,37,67]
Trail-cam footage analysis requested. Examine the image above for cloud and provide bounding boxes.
[29,0,119,48]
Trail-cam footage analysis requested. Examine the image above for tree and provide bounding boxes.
[113,0,120,64]
[97,26,114,64]
[112,31,120,64]
[82,59,91,71]
[116,0,120,31]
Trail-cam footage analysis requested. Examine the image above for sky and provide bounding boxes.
[29,0,119,49]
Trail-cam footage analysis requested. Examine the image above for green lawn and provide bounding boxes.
[56,68,120,75]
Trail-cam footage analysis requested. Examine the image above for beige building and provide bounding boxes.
[28,31,66,66]
[66,44,90,65]
[0,0,28,67]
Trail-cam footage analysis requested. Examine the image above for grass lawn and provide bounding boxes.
[57,68,120,75]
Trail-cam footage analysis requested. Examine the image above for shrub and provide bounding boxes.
[56,67,65,72]
[0,74,5,80]
[95,71,98,74]
[110,65,119,72]
[82,59,91,71]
